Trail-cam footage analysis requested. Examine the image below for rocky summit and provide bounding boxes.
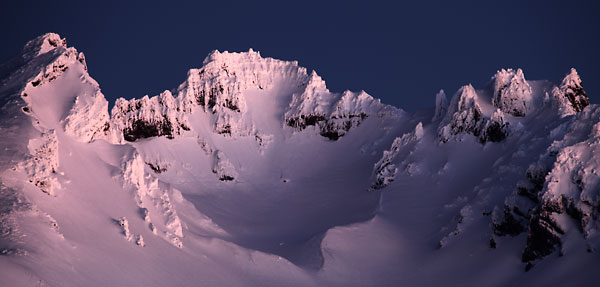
[0,33,598,286]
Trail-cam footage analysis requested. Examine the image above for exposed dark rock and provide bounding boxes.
[195,90,205,106]
[180,123,190,131]
[493,207,526,236]
[452,106,483,137]
[146,162,167,173]
[565,84,589,112]
[439,100,488,143]
[554,69,591,115]
[219,175,234,181]
[195,84,227,112]
[224,98,240,112]
[371,177,390,190]
[287,112,367,141]
[320,131,342,141]
[526,165,549,192]
[216,124,231,135]
[522,211,564,263]
[489,237,497,249]
[286,114,327,130]
[480,120,509,143]
[492,69,531,117]
[48,38,58,47]
[516,183,539,203]
[123,117,174,142]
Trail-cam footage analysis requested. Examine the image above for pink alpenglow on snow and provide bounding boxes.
[0,33,598,286]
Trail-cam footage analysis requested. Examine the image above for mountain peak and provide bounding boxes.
[551,68,589,116]
[492,68,532,117]
[202,48,265,66]
[561,68,582,89]
[457,84,478,110]
[23,32,67,59]
[3,33,600,286]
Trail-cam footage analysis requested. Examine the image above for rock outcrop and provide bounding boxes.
[111,91,189,142]
[552,68,590,117]
[284,72,386,140]
[438,84,510,144]
[211,150,238,181]
[18,130,60,195]
[492,68,532,117]
[480,109,510,143]
[438,84,486,142]
[16,33,113,143]
[372,122,424,189]
[494,107,600,268]
[175,49,308,136]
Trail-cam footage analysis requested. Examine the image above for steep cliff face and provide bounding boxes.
[106,49,389,142]
[2,33,600,286]
[110,91,189,142]
[284,71,400,140]
[174,49,309,136]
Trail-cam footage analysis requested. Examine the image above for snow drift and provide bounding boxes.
[0,33,598,286]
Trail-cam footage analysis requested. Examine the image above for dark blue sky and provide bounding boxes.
[1,0,598,111]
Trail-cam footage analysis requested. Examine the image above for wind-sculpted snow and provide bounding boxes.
[111,91,189,142]
[0,33,407,286]
[370,64,596,275]
[494,106,600,269]
[121,150,184,247]
[175,49,308,136]
[480,109,510,142]
[492,68,532,117]
[14,33,113,144]
[107,48,382,141]
[438,84,487,142]
[63,89,111,143]
[1,33,600,286]
[211,150,237,181]
[372,122,424,189]
[284,72,397,140]
[552,68,590,117]
[18,130,60,195]
[437,84,512,144]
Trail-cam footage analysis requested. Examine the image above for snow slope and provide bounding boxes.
[0,33,598,286]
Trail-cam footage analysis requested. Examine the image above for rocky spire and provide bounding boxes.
[551,68,589,117]
[492,68,532,117]
[438,84,485,142]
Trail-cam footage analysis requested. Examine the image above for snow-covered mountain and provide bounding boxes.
[0,33,598,286]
